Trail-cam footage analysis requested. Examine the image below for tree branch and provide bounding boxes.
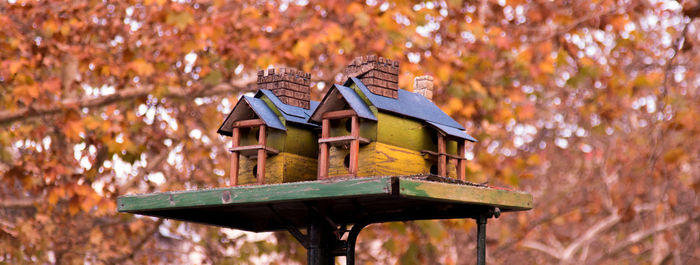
[0,81,255,125]
[0,198,38,207]
[0,217,18,237]
[521,212,621,262]
[522,240,563,260]
[560,212,620,261]
[107,219,164,264]
[119,148,171,193]
[590,214,699,264]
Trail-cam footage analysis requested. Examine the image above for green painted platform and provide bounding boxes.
[118,176,532,232]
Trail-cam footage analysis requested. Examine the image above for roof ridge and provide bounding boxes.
[346,77,467,131]
[255,89,319,127]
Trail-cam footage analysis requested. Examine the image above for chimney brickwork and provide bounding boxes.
[257,68,311,109]
[413,75,434,101]
[344,55,400,99]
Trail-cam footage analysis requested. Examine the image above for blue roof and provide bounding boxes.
[345,77,465,130]
[255,90,319,127]
[335,85,377,120]
[217,96,286,136]
[309,84,377,122]
[344,77,477,142]
[427,121,477,142]
[245,96,286,131]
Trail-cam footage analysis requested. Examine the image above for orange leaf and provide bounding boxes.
[128,59,155,76]
[68,197,80,215]
[292,39,312,59]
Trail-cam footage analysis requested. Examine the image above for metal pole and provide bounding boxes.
[345,222,368,265]
[476,214,487,265]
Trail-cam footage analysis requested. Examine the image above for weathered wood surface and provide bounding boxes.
[119,177,394,212]
[230,127,240,186]
[327,116,377,141]
[398,178,533,210]
[321,109,357,119]
[318,136,370,145]
[233,119,266,128]
[229,145,279,157]
[349,115,360,176]
[327,142,466,181]
[319,119,330,179]
[280,153,317,183]
[257,124,267,184]
[118,176,532,232]
[238,152,317,184]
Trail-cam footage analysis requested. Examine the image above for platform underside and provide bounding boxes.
[117,175,532,232]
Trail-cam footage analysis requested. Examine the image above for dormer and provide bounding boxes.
[218,68,319,186]
[309,84,377,178]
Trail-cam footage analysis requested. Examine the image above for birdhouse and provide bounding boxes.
[309,56,477,180]
[217,68,319,185]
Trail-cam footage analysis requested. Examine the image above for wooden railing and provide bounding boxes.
[420,136,467,181]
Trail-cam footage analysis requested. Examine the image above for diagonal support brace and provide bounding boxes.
[268,205,309,248]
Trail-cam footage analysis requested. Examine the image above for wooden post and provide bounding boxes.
[318,119,330,179]
[257,125,267,184]
[437,134,446,177]
[307,214,334,265]
[457,140,466,181]
[349,116,359,177]
[230,127,240,186]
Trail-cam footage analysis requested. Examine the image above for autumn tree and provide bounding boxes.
[1,0,698,264]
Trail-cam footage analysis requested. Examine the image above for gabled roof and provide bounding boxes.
[255,90,319,127]
[217,96,286,136]
[344,77,477,142]
[427,121,477,142]
[309,84,377,122]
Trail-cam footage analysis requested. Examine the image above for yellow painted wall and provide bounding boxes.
[376,112,460,156]
[238,153,284,185]
[326,141,465,179]
[237,152,317,184]
[236,127,285,151]
[284,125,318,158]
[373,142,430,176]
[281,152,318,182]
[328,142,377,177]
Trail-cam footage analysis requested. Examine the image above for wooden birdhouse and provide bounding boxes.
[217,68,319,186]
[123,55,531,265]
[309,56,477,181]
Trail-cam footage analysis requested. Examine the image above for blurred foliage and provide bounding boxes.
[1,0,699,264]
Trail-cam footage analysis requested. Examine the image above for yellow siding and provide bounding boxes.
[235,127,285,151]
[284,125,318,158]
[281,153,318,182]
[376,112,461,156]
[373,142,431,176]
[328,143,377,177]
[328,118,377,141]
[237,152,317,184]
[326,141,465,179]
[237,153,284,184]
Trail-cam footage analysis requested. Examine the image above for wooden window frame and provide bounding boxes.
[423,135,467,180]
[318,110,362,179]
[229,119,269,186]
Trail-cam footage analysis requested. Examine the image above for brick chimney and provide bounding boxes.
[413,75,434,101]
[257,68,311,109]
[344,55,400,99]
